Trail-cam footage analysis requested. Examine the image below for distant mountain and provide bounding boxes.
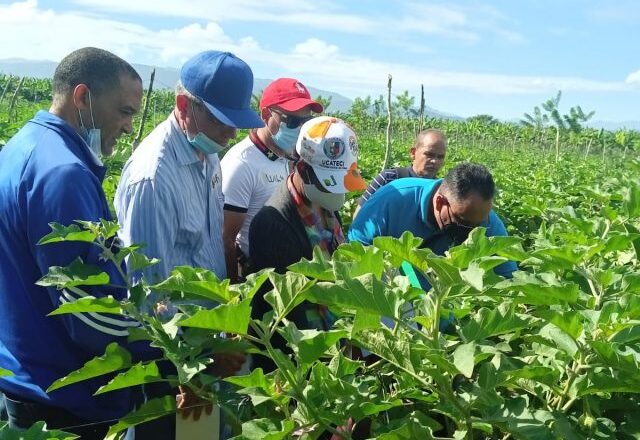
[0,58,468,118]
[0,58,355,112]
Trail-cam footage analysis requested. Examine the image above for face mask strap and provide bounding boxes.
[190,101,202,134]
[77,108,86,129]
[87,89,96,129]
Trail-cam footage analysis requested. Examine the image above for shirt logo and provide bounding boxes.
[212,173,221,188]
[263,173,286,184]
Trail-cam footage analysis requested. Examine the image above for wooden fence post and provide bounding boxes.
[7,77,25,123]
[418,84,425,133]
[383,74,393,170]
[0,76,13,107]
[132,68,155,150]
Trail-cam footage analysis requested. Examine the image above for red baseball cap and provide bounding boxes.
[260,78,324,113]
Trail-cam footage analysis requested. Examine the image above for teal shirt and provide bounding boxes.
[348,177,517,279]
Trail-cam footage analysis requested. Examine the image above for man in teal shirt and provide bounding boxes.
[348,162,517,280]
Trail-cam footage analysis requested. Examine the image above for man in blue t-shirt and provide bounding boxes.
[348,162,517,280]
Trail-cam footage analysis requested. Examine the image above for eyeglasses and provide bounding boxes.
[270,109,313,129]
[443,202,475,245]
[445,204,475,230]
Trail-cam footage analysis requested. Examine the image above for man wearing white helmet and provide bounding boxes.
[248,116,367,371]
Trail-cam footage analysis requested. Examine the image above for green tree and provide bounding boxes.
[393,90,415,118]
[314,95,332,114]
[467,114,499,125]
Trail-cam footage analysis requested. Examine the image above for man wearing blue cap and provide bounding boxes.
[116,50,263,282]
[114,51,263,439]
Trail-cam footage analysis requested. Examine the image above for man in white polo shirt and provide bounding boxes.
[221,78,323,282]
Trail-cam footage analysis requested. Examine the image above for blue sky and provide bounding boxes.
[1,0,639,122]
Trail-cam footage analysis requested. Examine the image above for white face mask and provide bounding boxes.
[303,184,346,212]
[77,89,102,163]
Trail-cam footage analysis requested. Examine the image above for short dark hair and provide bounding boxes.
[53,47,141,98]
[442,163,495,201]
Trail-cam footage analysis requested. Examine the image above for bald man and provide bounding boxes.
[354,129,446,218]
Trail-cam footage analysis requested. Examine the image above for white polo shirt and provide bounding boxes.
[221,132,291,256]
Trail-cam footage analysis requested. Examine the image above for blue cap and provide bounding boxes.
[180,51,264,129]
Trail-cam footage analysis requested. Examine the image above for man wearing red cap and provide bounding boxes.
[221,78,323,282]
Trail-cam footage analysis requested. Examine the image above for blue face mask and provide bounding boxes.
[271,123,301,154]
[187,132,225,155]
[187,102,226,155]
[77,89,103,164]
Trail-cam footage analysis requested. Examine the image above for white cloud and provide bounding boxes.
[292,39,340,60]
[0,1,635,102]
[395,2,525,43]
[71,0,377,34]
[71,0,523,45]
[0,0,257,65]
[626,70,640,85]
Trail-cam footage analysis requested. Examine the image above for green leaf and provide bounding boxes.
[279,324,347,364]
[47,343,131,392]
[332,240,385,279]
[152,266,235,303]
[535,309,583,340]
[233,418,295,440]
[453,342,476,378]
[459,262,485,291]
[95,362,163,395]
[288,246,334,281]
[105,396,176,439]
[0,367,13,377]
[377,411,440,439]
[592,341,640,373]
[36,258,110,288]
[233,270,271,302]
[48,295,123,316]
[373,232,431,272]
[495,271,579,305]
[0,421,79,439]
[328,352,362,378]
[37,222,97,245]
[352,309,381,336]
[128,252,160,273]
[224,368,269,390]
[461,304,531,342]
[448,227,527,266]
[307,273,401,318]
[264,271,314,319]
[179,298,252,335]
[354,328,426,374]
[538,323,579,358]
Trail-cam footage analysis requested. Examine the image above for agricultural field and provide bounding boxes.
[1,74,640,439]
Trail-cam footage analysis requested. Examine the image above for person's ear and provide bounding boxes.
[175,95,189,114]
[260,107,271,123]
[72,84,90,110]
[435,193,447,210]
[409,146,416,160]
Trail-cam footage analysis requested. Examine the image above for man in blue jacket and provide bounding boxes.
[0,47,150,439]
[349,162,517,280]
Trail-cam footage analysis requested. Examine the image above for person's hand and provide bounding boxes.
[206,352,246,378]
[177,385,213,421]
[330,417,355,440]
